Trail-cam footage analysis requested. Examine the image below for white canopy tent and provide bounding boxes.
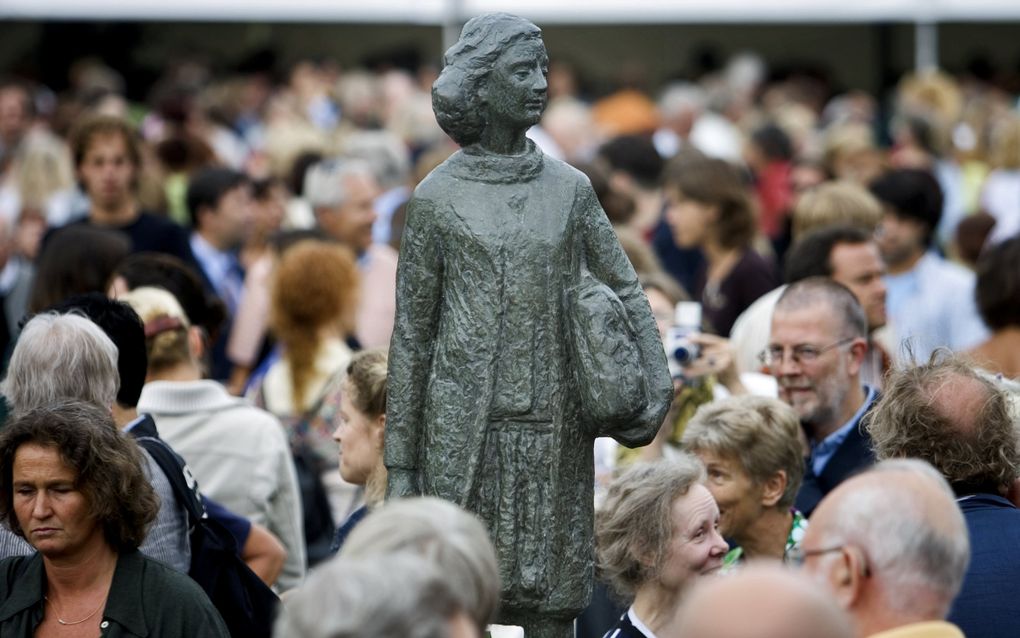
[3,0,1019,70]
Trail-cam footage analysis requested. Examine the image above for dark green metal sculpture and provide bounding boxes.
[385,13,673,637]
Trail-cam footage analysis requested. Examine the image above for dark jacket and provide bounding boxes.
[950,493,1020,638]
[795,393,879,517]
[0,550,229,637]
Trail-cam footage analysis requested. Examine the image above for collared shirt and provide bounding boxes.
[189,233,244,315]
[603,607,658,638]
[869,621,965,638]
[884,251,989,361]
[0,550,228,637]
[811,386,878,477]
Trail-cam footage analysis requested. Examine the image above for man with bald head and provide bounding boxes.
[799,459,970,638]
[866,356,1020,638]
[671,564,855,638]
[766,277,877,516]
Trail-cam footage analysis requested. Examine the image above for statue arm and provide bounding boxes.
[385,195,443,498]
[577,183,673,446]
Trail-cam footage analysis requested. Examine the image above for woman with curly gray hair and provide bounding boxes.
[595,455,728,637]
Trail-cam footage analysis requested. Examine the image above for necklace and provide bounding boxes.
[44,595,106,626]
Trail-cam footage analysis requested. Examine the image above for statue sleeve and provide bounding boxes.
[576,182,673,446]
[385,195,444,474]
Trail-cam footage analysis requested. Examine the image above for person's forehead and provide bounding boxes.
[84,131,130,157]
[771,303,840,341]
[830,241,881,273]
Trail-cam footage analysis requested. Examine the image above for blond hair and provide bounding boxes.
[682,396,805,509]
[792,180,882,239]
[119,286,192,374]
[989,115,1020,171]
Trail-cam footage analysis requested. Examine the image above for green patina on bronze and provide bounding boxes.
[385,13,673,637]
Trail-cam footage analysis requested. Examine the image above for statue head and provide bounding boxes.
[433,13,546,146]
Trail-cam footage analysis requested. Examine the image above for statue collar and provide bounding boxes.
[445,139,545,184]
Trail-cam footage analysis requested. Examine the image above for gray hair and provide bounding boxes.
[819,458,970,617]
[432,13,543,146]
[340,130,411,190]
[658,83,707,119]
[595,454,706,600]
[274,553,464,638]
[303,158,375,209]
[340,497,500,630]
[3,313,119,413]
[775,277,867,339]
[682,395,804,509]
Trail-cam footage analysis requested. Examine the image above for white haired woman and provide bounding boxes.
[595,455,728,637]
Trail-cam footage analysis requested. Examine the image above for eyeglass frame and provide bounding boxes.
[787,543,871,578]
[758,336,857,368]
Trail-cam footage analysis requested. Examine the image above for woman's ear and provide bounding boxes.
[761,470,788,508]
[188,326,205,359]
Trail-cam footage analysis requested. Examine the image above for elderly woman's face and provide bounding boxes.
[658,483,728,590]
[483,37,549,131]
[13,443,103,559]
[695,449,765,542]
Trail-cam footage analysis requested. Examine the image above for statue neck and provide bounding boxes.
[476,123,530,155]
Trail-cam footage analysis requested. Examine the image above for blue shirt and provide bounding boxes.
[811,386,877,477]
[884,252,988,362]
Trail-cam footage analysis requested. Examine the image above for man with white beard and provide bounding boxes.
[764,277,877,516]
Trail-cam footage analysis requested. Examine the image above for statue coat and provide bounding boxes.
[386,140,672,622]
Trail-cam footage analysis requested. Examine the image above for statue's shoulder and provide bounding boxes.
[410,154,462,202]
[539,154,595,196]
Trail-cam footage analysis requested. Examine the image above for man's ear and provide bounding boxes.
[761,470,787,508]
[829,546,867,610]
[845,338,868,376]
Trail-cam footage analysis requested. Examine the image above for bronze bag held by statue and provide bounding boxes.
[566,266,647,426]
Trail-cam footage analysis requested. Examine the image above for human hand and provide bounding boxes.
[680,333,745,393]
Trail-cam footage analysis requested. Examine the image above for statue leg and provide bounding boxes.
[518,617,574,638]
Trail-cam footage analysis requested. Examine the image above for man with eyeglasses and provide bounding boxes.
[795,459,969,638]
[765,278,877,516]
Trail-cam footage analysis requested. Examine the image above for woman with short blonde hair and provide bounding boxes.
[682,395,807,570]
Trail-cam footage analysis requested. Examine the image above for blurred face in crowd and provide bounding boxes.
[13,443,104,560]
[333,382,385,486]
[657,484,728,591]
[0,86,31,145]
[318,172,378,254]
[252,183,287,239]
[769,303,856,435]
[875,209,926,269]
[645,287,674,340]
[665,188,716,249]
[829,241,887,331]
[202,183,253,251]
[78,132,136,212]
[695,449,766,543]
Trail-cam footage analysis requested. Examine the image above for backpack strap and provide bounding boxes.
[134,434,207,527]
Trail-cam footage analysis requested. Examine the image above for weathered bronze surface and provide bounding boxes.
[385,13,673,637]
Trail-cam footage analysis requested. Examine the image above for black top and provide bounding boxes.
[695,249,779,337]
[0,550,229,638]
[65,211,192,262]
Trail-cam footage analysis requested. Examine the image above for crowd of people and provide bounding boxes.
[0,25,1017,638]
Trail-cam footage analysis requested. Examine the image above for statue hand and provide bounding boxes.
[385,468,422,499]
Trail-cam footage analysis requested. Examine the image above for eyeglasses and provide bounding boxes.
[758,337,856,368]
[787,544,871,577]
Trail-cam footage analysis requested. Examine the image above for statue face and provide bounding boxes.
[482,37,549,131]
